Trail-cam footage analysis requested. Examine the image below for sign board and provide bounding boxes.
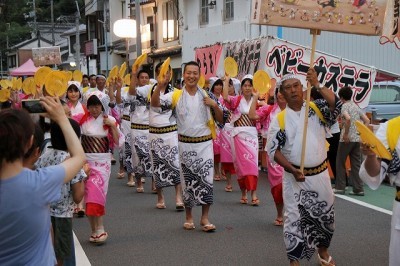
[84,39,98,56]
[251,0,387,36]
[195,36,377,109]
[32,46,62,66]
[194,43,223,79]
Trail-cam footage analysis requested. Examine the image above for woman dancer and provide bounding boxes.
[249,87,286,225]
[80,91,121,244]
[223,75,259,205]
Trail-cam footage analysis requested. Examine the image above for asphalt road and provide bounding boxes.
[72,165,391,266]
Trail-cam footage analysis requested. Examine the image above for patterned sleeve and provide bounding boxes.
[312,96,342,127]
[266,116,287,163]
[159,90,174,112]
[207,91,229,128]
[71,169,87,185]
[256,105,273,122]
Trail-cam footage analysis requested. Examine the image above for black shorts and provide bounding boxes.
[51,217,73,260]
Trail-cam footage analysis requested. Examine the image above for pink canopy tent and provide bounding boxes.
[10,59,38,76]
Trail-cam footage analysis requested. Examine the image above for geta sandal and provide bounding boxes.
[318,254,336,266]
[240,197,248,204]
[251,198,260,206]
[225,186,233,192]
[201,223,216,232]
[274,218,283,226]
[156,202,166,209]
[183,222,195,230]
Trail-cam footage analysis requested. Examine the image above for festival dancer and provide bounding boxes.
[151,61,228,232]
[80,91,122,244]
[133,62,185,210]
[209,78,223,181]
[249,86,286,225]
[219,78,237,192]
[222,74,260,206]
[266,69,341,265]
[359,116,400,266]
[127,70,153,193]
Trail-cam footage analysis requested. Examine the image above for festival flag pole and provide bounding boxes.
[300,29,320,173]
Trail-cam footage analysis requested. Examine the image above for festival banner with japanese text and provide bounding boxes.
[380,0,400,48]
[250,0,388,36]
[197,37,377,109]
[195,43,223,79]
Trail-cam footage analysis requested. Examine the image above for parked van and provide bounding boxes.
[365,81,400,122]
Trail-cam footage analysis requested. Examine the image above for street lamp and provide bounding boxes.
[113,19,136,76]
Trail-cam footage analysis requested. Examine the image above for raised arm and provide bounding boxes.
[307,68,336,111]
[222,74,231,104]
[40,96,85,184]
[115,77,123,104]
[248,91,260,120]
[129,67,139,96]
[150,74,169,108]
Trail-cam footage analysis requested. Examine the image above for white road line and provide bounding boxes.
[73,195,391,265]
[335,194,393,216]
[74,232,91,266]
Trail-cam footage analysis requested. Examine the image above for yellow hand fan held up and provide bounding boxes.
[124,74,131,86]
[22,77,36,96]
[34,66,52,88]
[253,70,271,95]
[45,71,68,97]
[109,65,119,80]
[198,74,205,89]
[355,121,392,160]
[119,62,127,78]
[0,88,11,102]
[73,69,83,82]
[158,57,171,80]
[224,57,238,78]
[132,53,148,71]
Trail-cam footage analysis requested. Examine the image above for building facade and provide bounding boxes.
[181,0,400,77]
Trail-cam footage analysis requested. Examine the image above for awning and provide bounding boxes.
[375,70,400,82]
[10,59,38,76]
[148,45,182,58]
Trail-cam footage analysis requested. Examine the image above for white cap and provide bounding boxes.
[208,77,218,89]
[231,78,241,95]
[242,74,253,81]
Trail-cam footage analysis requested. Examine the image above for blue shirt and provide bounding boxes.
[0,166,65,266]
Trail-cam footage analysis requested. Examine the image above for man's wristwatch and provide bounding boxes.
[315,83,324,91]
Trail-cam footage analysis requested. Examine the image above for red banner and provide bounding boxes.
[195,44,223,79]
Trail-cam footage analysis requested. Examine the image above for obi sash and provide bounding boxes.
[178,134,212,143]
[131,123,150,130]
[149,124,177,134]
[285,158,328,176]
[234,114,255,127]
[81,135,109,153]
[122,115,130,121]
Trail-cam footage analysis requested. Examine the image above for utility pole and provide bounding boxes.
[135,0,142,57]
[51,0,55,46]
[102,0,108,76]
[32,0,40,47]
[74,1,81,70]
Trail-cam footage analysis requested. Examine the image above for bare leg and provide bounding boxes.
[87,216,96,234]
[200,204,212,225]
[175,184,183,204]
[185,207,193,224]
[276,203,284,221]
[157,188,164,205]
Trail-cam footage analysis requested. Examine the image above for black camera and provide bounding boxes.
[21,99,47,113]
